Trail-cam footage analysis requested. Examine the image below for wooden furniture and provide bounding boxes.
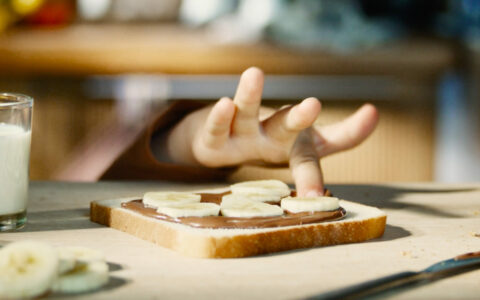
[3,181,479,299]
[0,24,454,76]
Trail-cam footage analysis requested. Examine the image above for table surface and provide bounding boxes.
[0,24,455,76]
[2,181,480,299]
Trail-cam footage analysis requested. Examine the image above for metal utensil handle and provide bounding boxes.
[306,271,419,300]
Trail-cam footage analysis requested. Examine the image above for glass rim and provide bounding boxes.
[0,93,33,108]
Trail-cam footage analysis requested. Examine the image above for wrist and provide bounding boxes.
[164,114,202,166]
[148,100,210,166]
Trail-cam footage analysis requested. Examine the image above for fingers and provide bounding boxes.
[201,97,235,148]
[289,129,324,197]
[262,97,321,144]
[232,67,264,135]
[313,103,379,157]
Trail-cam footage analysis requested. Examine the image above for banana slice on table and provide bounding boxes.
[281,196,339,213]
[53,261,109,294]
[157,202,220,218]
[220,195,284,217]
[57,246,105,275]
[230,180,291,202]
[0,240,58,299]
[143,191,201,208]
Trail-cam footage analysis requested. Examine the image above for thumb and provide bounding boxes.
[314,103,378,157]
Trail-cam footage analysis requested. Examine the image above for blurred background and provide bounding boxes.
[1,0,479,184]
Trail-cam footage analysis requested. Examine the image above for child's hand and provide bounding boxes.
[165,67,378,196]
[166,67,321,167]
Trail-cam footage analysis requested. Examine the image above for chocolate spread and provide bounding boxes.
[121,190,346,229]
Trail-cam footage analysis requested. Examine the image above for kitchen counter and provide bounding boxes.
[2,181,480,299]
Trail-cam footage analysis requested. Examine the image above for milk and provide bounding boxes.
[0,123,31,215]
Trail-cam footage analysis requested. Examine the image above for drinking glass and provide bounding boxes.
[0,93,33,231]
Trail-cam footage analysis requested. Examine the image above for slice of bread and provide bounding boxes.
[90,193,386,258]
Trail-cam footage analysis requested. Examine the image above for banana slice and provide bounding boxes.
[57,246,105,275]
[220,195,284,217]
[156,202,220,218]
[53,261,109,294]
[223,192,281,203]
[0,240,58,299]
[281,196,340,213]
[230,180,290,202]
[143,191,201,208]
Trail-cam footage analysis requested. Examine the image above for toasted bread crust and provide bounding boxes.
[90,201,386,258]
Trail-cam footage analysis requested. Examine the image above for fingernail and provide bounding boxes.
[306,190,320,197]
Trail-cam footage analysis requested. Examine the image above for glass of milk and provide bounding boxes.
[0,93,33,231]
